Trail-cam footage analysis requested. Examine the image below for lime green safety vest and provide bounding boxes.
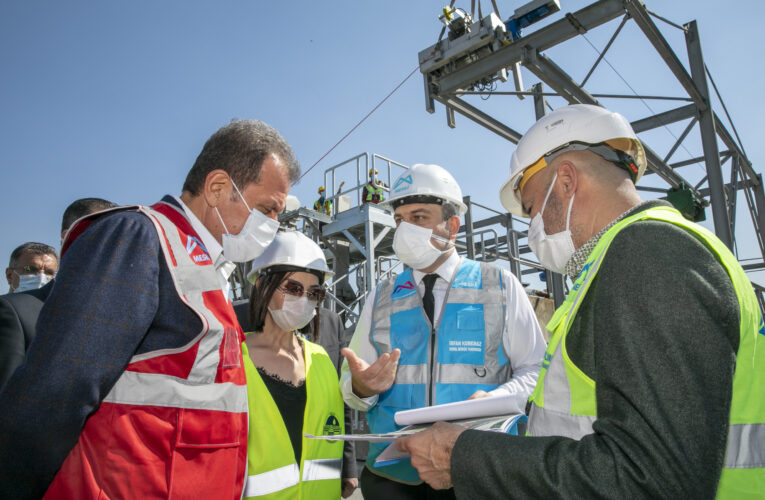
[364,182,384,203]
[242,338,344,499]
[527,206,765,499]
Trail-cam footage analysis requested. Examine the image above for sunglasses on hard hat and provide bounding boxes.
[278,279,326,302]
[518,141,639,193]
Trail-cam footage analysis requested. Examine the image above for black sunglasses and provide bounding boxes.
[278,279,326,302]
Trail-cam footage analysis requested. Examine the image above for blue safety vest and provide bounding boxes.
[366,258,511,483]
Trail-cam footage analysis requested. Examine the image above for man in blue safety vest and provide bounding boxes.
[341,163,546,500]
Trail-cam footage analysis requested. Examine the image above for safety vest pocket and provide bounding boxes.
[170,408,245,498]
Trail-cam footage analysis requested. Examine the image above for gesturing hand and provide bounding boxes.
[341,347,401,398]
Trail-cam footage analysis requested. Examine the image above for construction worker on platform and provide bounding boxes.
[398,105,765,499]
[340,163,546,499]
[314,182,345,217]
[242,230,350,499]
[363,168,386,204]
[314,186,332,215]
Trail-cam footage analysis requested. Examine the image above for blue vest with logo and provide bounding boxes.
[366,258,510,483]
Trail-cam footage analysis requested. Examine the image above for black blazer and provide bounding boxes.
[0,280,53,390]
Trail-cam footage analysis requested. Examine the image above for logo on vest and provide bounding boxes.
[759,318,765,337]
[185,235,212,265]
[541,351,552,370]
[393,280,416,296]
[393,175,413,192]
[323,414,342,436]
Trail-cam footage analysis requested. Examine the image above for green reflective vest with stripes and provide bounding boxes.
[527,205,765,499]
[364,182,384,203]
[242,338,344,499]
[367,259,511,484]
[313,198,332,216]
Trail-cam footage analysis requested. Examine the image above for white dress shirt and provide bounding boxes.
[340,250,546,414]
[174,196,237,300]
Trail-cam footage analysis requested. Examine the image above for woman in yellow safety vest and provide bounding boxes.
[241,230,346,499]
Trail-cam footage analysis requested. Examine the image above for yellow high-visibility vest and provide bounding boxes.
[242,338,344,499]
[528,206,765,499]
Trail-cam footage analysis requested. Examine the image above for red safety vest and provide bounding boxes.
[45,200,248,499]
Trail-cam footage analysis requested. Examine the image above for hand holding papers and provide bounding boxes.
[306,394,528,466]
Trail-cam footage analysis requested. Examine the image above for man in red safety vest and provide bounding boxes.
[0,120,299,499]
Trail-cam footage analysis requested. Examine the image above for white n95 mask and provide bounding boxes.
[527,173,576,275]
[393,221,451,270]
[269,294,317,331]
[215,179,280,263]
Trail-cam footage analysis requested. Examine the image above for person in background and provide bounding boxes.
[4,242,57,294]
[341,163,546,500]
[398,104,765,498]
[0,119,297,499]
[0,198,116,390]
[314,186,333,215]
[59,197,117,241]
[314,182,346,217]
[243,230,346,499]
[363,168,385,204]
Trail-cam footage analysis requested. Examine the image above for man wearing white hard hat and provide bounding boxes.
[340,163,546,499]
[398,105,765,498]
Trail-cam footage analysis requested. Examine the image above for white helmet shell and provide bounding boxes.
[499,104,647,217]
[382,163,467,215]
[247,230,333,284]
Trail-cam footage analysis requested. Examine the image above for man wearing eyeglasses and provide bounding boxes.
[0,243,58,390]
[0,199,116,391]
[0,120,299,499]
[4,242,58,294]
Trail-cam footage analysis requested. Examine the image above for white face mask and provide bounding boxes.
[393,221,452,270]
[215,179,280,263]
[527,173,576,275]
[269,294,317,332]
[14,272,52,293]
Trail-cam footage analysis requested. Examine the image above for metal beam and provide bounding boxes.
[624,0,706,109]
[430,0,626,94]
[630,104,697,133]
[686,20,732,248]
[434,95,524,143]
[581,13,630,87]
[523,51,600,105]
[695,176,758,198]
[752,176,765,259]
[713,113,758,184]
[663,117,698,163]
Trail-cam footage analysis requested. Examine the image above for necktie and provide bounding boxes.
[422,274,438,325]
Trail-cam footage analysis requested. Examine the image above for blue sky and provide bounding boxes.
[2,0,763,293]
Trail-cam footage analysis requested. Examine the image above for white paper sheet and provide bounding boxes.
[393,394,522,426]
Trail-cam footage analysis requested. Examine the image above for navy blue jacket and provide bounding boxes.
[0,196,208,499]
[0,280,53,390]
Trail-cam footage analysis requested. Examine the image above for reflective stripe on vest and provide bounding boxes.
[366,258,509,483]
[527,205,765,497]
[45,201,249,500]
[101,204,247,410]
[243,339,343,499]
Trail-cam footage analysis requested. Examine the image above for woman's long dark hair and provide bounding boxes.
[248,267,322,340]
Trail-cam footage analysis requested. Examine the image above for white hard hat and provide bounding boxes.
[499,104,647,217]
[382,163,467,215]
[247,230,333,284]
